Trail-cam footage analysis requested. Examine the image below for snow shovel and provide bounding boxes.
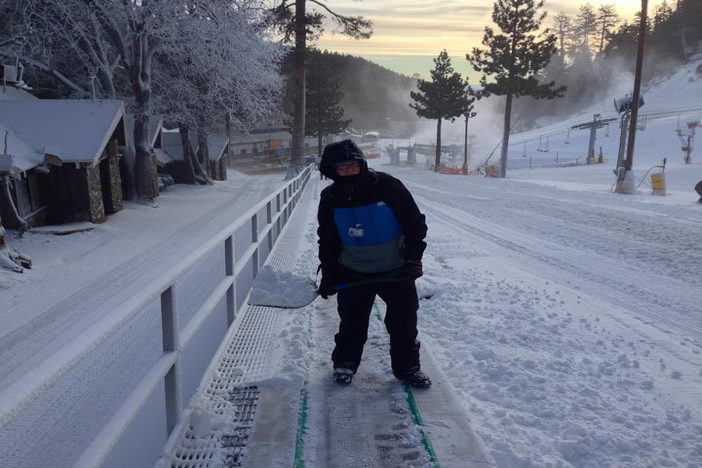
[247,266,409,309]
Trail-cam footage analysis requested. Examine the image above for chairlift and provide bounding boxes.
[565,129,571,145]
[522,143,527,158]
[605,123,611,137]
[537,136,550,153]
[637,115,648,131]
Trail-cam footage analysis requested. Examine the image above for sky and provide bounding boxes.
[315,0,666,78]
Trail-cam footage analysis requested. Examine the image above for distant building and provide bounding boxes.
[159,130,230,182]
[0,100,127,228]
[207,135,229,181]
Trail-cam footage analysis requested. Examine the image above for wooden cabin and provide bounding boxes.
[0,100,127,228]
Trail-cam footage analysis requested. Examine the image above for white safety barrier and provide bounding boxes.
[0,165,312,468]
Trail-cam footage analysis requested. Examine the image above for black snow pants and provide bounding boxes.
[331,280,421,378]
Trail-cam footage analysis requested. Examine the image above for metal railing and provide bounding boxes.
[0,165,313,468]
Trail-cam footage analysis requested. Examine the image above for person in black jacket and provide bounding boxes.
[317,139,431,389]
[696,180,702,203]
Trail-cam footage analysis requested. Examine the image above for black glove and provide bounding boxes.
[317,265,338,299]
[404,260,423,281]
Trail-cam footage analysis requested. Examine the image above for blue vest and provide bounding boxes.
[333,201,405,273]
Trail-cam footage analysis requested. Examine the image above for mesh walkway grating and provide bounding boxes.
[167,179,318,467]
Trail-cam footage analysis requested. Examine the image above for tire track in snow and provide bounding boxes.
[416,194,702,339]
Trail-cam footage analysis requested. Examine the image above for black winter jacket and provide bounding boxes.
[317,169,427,282]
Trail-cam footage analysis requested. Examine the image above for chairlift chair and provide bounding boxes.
[637,115,648,131]
[537,136,550,153]
[565,129,571,145]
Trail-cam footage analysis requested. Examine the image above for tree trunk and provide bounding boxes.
[179,126,197,185]
[500,91,514,178]
[289,0,307,177]
[226,113,232,166]
[318,133,323,161]
[0,175,27,231]
[133,112,156,200]
[0,215,31,272]
[197,127,213,183]
[434,118,442,170]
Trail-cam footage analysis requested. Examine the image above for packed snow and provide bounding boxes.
[0,170,285,389]
[247,265,319,308]
[2,54,702,468]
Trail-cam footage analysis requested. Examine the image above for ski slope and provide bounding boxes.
[367,157,701,467]
[161,150,699,467]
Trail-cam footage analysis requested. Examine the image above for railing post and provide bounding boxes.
[275,193,282,236]
[251,213,259,277]
[225,235,237,325]
[266,201,273,251]
[161,287,182,435]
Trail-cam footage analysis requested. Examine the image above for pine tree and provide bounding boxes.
[268,1,371,176]
[468,0,565,178]
[410,50,471,170]
[553,12,572,63]
[574,3,598,59]
[305,54,351,159]
[596,5,619,55]
[653,1,673,29]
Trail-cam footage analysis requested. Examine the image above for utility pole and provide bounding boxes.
[615,111,631,174]
[617,0,648,194]
[463,111,476,173]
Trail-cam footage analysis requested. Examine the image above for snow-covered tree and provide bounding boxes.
[155,1,284,184]
[0,179,31,272]
[468,0,564,178]
[268,0,372,176]
[0,1,107,98]
[410,50,471,170]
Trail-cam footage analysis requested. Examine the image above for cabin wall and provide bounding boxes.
[100,141,124,214]
[46,164,101,224]
[86,164,106,223]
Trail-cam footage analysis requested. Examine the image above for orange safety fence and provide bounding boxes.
[437,165,468,175]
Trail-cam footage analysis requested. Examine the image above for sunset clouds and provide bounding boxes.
[315,0,663,76]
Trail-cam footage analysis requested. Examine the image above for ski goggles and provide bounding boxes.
[332,160,361,171]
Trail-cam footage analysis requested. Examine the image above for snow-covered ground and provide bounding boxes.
[246,150,701,467]
[0,170,285,390]
[2,55,701,467]
[393,163,702,467]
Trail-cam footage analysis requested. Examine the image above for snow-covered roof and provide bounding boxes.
[208,135,229,161]
[161,131,228,163]
[0,122,43,173]
[125,115,164,149]
[0,100,126,172]
[154,148,172,165]
[0,85,38,101]
[161,130,193,162]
